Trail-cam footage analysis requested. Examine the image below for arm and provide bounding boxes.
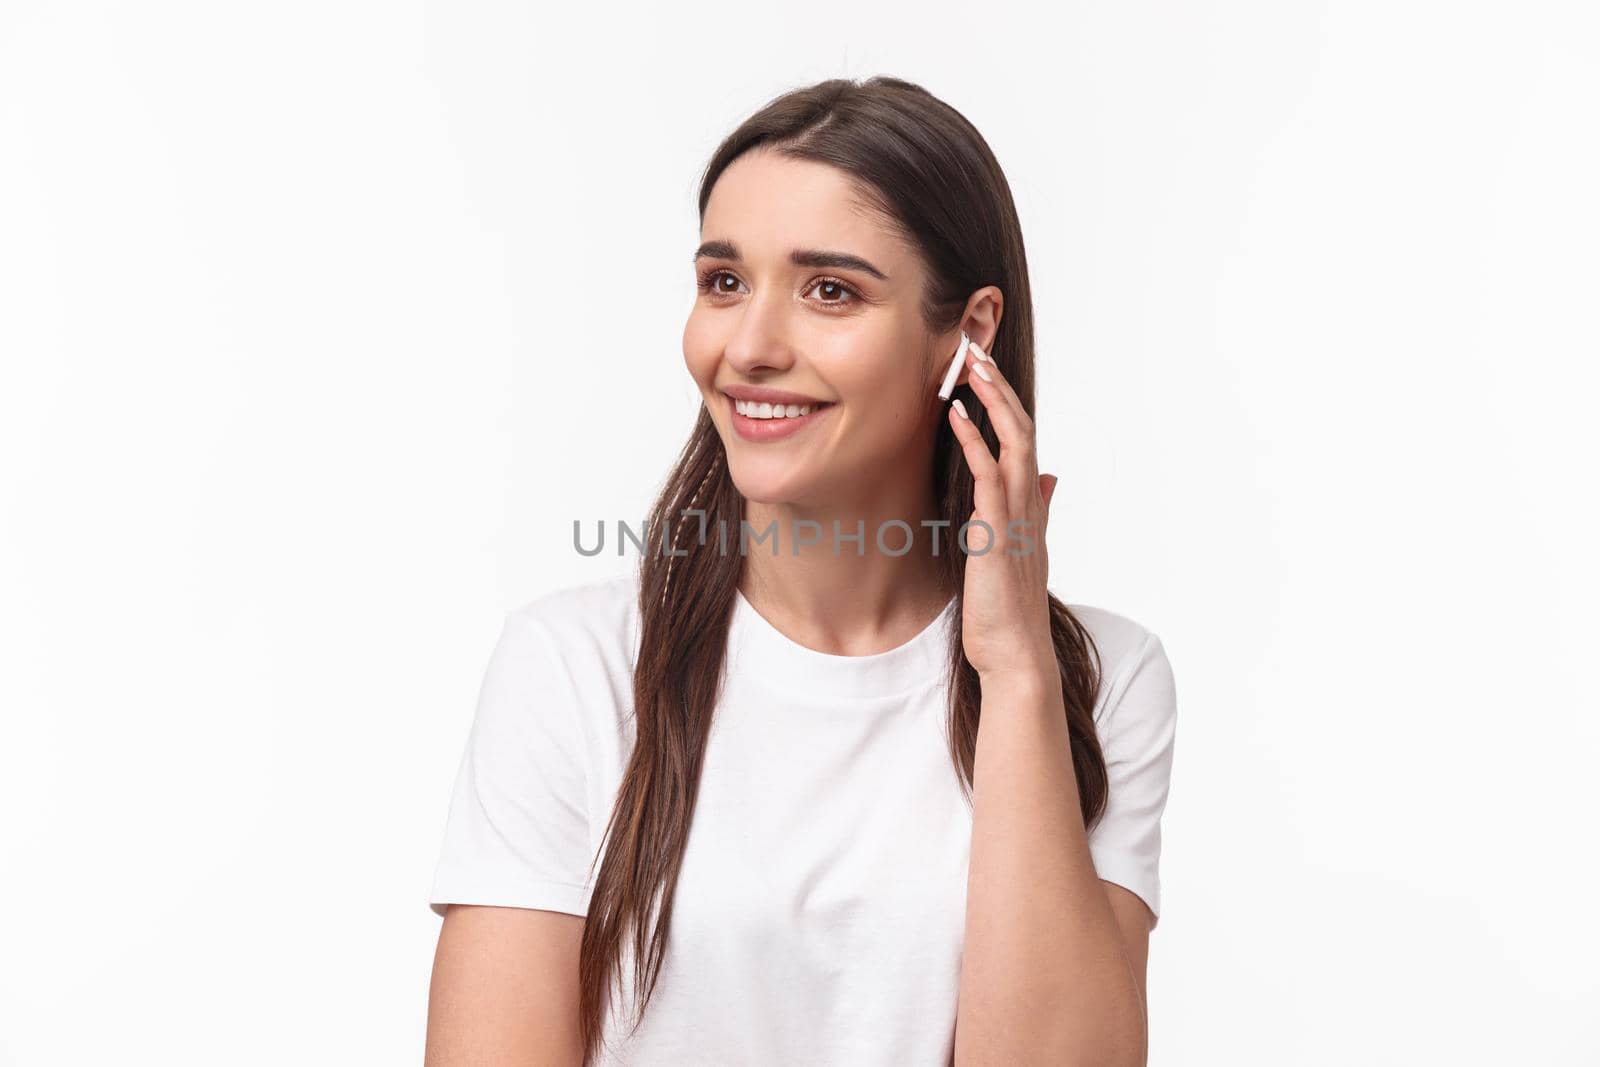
[951,670,1149,1067]
[425,608,598,1065]
[941,334,1154,1066]
[425,904,586,1067]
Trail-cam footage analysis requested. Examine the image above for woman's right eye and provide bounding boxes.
[697,268,742,295]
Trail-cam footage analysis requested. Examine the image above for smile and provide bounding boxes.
[726,395,834,442]
[733,398,820,419]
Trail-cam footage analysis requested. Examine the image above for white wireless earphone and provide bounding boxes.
[936,330,972,401]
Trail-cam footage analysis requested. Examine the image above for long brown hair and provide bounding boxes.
[575,75,1108,1063]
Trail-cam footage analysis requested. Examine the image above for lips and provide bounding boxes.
[725,393,834,443]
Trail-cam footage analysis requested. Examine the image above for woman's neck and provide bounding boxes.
[735,493,954,658]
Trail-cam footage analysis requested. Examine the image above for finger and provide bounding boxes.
[963,341,1038,512]
[967,340,1036,444]
[947,399,1010,549]
[1039,473,1058,537]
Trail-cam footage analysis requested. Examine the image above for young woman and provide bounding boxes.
[425,75,1178,1067]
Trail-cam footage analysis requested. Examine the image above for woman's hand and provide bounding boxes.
[946,339,1061,686]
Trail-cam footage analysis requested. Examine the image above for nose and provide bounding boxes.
[720,290,799,377]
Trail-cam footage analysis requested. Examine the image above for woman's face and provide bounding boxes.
[683,149,948,510]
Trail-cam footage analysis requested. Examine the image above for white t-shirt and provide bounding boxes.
[428,571,1178,1065]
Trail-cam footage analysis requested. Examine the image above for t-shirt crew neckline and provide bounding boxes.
[728,587,958,700]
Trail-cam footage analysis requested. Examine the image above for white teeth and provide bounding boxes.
[733,398,819,419]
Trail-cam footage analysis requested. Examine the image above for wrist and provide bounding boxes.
[976,649,1060,698]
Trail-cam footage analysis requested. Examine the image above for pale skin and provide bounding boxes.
[425,148,1152,1066]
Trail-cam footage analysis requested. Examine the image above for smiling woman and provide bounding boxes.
[425,74,1178,1067]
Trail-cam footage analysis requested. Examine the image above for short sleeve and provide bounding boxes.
[1086,630,1178,928]
[428,610,596,918]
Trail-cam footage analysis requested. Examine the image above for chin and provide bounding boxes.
[726,459,822,509]
[728,474,802,507]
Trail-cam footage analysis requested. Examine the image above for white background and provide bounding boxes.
[2,1,1596,1063]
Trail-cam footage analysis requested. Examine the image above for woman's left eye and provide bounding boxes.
[806,278,861,306]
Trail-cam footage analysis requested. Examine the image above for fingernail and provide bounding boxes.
[971,343,991,362]
[971,361,992,382]
[952,398,970,420]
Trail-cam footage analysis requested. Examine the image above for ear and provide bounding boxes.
[959,286,1004,358]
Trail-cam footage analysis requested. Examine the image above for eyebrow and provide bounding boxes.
[692,239,889,281]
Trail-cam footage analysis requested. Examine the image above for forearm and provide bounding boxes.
[953,668,1147,1067]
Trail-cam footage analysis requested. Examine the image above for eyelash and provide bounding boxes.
[695,267,863,309]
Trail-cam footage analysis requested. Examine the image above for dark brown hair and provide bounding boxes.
[575,75,1108,1063]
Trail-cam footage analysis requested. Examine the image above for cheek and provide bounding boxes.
[682,315,717,385]
[838,363,930,433]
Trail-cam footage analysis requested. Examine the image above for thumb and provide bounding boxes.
[1039,473,1059,512]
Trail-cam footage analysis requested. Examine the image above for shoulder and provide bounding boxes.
[501,570,641,670]
[1060,601,1175,725]
[509,570,638,636]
